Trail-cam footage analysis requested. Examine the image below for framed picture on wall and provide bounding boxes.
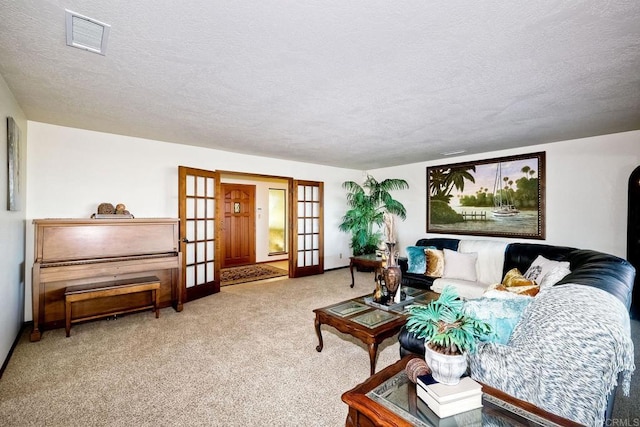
[7,117,21,211]
[426,152,545,239]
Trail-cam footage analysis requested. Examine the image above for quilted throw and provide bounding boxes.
[468,284,635,426]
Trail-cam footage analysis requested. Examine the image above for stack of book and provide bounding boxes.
[416,374,483,418]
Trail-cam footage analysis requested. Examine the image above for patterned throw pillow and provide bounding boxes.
[425,248,445,277]
[464,296,534,345]
[502,268,536,287]
[539,265,571,289]
[406,246,429,274]
[523,255,571,287]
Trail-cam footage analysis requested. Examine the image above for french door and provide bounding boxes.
[179,168,324,300]
[291,180,324,277]
[178,166,220,301]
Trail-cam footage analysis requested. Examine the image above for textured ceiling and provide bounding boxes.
[1,1,639,169]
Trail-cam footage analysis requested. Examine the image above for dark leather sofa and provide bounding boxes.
[399,237,635,306]
[397,237,636,423]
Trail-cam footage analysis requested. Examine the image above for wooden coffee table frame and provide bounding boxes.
[342,355,582,427]
[314,294,436,375]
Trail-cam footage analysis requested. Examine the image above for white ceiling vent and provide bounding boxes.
[65,10,110,55]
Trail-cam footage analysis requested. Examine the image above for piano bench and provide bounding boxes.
[64,276,161,337]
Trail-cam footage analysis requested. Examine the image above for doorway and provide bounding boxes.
[221,183,256,268]
[179,167,324,300]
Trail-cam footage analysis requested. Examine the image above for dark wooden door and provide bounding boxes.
[291,180,324,277]
[222,183,256,267]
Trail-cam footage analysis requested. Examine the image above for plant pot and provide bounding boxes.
[424,345,468,385]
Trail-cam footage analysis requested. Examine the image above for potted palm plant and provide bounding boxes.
[339,174,408,256]
[405,286,492,385]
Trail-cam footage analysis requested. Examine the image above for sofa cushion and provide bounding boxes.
[503,242,575,277]
[458,240,508,285]
[464,296,533,345]
[406,245,429,274]
[425,248,445,277]
[442,249,478,281]
[559,249,635,308]
[415,238,460,252]
[524,255,570,285]
[539,265,571,289]
[431,278,487,299]
[487,282,540,297]
[502,268,536,288]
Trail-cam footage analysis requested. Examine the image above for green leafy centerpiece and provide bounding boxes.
[406,286,492,384]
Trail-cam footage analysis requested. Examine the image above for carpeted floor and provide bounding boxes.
[220,264,288,286]
[0,269,637,426]
[0,269,400,426]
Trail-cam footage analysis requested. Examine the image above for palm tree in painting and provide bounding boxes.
[429,166,476,203]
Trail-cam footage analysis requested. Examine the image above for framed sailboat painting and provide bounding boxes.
[426,152,545,239]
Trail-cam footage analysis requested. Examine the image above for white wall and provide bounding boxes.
[25,121,360,321]
[371,131,640,258]
[0,75,27,367]
[23,121,640,323]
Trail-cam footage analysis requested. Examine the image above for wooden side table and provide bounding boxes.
[349,254,384,288]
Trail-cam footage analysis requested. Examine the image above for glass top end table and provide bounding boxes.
[342,356,581,427]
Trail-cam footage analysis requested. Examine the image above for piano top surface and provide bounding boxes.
[33,218,180,263]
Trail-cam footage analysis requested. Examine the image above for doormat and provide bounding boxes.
[220,264,288,286]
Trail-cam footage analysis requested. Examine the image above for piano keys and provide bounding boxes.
[31,218,183,341]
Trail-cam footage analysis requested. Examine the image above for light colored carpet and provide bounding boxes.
[0,268,399,426]
[1,269,637,426]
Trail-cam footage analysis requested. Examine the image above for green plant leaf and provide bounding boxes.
[339,174,409,255]
[405,286,492,354]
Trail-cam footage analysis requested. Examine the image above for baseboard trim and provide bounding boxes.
[0,321,29,379]
[324,266,349,272]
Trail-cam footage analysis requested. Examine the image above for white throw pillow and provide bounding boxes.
[539,265,571,289]
[442,249,478,282]
[458,240,508,285]
[523,255,570,286]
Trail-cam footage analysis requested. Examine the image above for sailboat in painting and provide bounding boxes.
[492,163,520,217]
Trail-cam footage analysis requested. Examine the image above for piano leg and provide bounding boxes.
[30,265,42,342]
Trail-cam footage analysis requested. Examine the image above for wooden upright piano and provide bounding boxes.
[31,218,183,341]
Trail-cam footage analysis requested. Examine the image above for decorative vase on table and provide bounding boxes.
[424,345,468,385]
[372,274,387,304]
[383,242,402,304]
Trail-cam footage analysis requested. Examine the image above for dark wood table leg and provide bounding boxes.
[350,259,355,288]
[368,342,379,375]
[315,316,324,352]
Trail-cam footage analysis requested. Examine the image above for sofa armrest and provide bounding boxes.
[398,256,408,274]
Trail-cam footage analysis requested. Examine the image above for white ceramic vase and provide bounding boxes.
[424,345,468,385]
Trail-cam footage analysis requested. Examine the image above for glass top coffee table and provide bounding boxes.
[342,355,581,427]
[313,289,437,375]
